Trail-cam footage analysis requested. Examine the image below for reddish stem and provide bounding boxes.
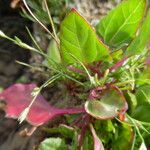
[78,115,91,149]
[67,65,85,75]
[109,57,128,72]
[54,107,86,116]
[88,86,106,100]
[71,115,84,127]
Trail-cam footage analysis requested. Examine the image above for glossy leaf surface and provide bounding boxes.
[96,0,146,48]
[39,138,67,150]
[85,88,127,119]
[125,9,150,56]
[60,9,111,64]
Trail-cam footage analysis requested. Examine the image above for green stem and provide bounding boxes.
[26,27,43,52]
[115,80,135,87]
[44,0,59,46]
[22,0,59,45]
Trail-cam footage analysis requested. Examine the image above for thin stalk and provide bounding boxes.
[18,74,62,123]
[127,114,145,143]
[101,69,109,85]
[22,0,59,45]
[119,87,132,91]
[67,65,85,76]
[2,31,84,86]
[131,128,136,150]
[26,27,43,52]
[129,68,135,90]
[109,57,128,72]
[16,61,43,72]
[68,53,96,86]
[43,0,59,45]
[48,66,84,86]
[115,80,135,87]
[1,32,56,68]
[116,116,150,135]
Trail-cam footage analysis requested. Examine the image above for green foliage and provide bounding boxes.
[39,138,68,150]
[60,9,111,64]
[24,0,70,24]
[47,40,61,64]
[43,125,78,150]
[82,131,93,150]
[137,67,150,85]
[132,85,150,122]
[96,0,146,48]
[112,124,133,150]
[94,120,114,144]
[85,88,126,119]
[44,124,75,138]
[126,91,137,114]
[125,9,150,56]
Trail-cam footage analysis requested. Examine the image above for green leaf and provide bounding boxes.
[132,85,150,122]
[137,68,150,86]
[47,40,61,64]
[136,85,150,105]
[94,120,115,144]
[132,105,150,122]
[82,130,93,150]
[85,88,126,119]
[125,9,150,56]
[44,124,75,138]
[71,131,78,150]
[43,125,78,150]
[112,125,133,150]
[126,91,137,114]
[60,9,111,64]
[39,137,68,150]
[96,0,146,48]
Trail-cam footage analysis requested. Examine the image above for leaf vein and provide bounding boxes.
[109,1,144,44]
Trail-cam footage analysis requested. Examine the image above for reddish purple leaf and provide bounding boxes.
[145,57,150,66]
[90,124,104,150]
[0,83,85,126]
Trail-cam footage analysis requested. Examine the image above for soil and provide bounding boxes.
[73,0,120,24]
[0,1,31,88]
[0,111,42,150]
[0,0,119,149]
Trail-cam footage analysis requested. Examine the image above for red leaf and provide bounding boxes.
[90,124,104,150]
[0,83,85,126]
